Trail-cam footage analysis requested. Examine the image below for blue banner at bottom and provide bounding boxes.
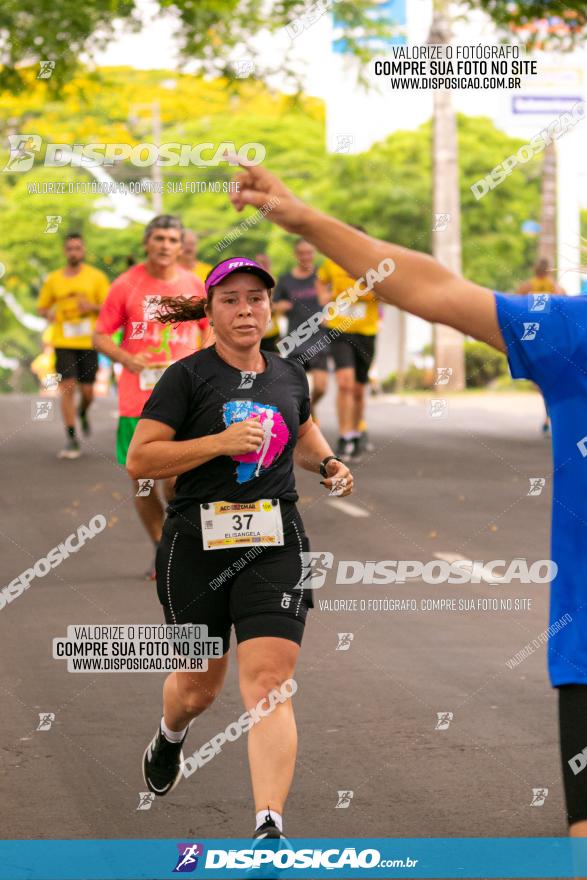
[1,838,587,879]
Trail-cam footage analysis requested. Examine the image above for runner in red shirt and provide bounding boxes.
[94,215,208,578]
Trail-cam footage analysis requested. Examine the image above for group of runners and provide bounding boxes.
[34,164,587,844]
[37,224,381,466]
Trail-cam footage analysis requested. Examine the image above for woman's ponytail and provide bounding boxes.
[156,296,207,323]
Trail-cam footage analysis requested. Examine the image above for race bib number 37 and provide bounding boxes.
[200,500,284,550]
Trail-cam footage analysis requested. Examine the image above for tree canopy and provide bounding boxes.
[1,0,586,92]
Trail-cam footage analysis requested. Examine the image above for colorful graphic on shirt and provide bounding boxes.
[222,400,289,484]
[147,324,173,360]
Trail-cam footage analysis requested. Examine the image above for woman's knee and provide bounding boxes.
[174,671,223,714]
[239,667,292,708]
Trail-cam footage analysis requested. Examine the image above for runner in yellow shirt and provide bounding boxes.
[37,234,109,459]
[317,232,379,462]
[516,258,565,296]
[179,229,213,282]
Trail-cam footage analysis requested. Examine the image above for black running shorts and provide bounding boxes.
[156,500,313,654]
[290,348,329,373]
[330,332,375,384]
[559,685,587,824]
[54,348,99,384]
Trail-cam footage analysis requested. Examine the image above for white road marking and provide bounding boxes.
[433,551,508,585]
[327,499,370,518]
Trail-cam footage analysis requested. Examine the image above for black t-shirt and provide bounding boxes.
[273,270,328,353]
[140,346,311,515]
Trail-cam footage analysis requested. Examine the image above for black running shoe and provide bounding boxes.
[253,814,290,841]
[249,816,291,878]
[336,436,355,463]
[360,429,375,453]
[142,725,187,796]
[58,436,81,460]
[350,437,363,463]
[78,406,91,436]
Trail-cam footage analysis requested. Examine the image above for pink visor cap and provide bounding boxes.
[205,258,275,295]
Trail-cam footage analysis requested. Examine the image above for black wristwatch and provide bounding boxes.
[320,455,342,478]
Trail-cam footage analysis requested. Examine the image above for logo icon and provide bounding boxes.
[37,61,56,80]
[238,371,256,390]
[130,321,147,340]
[280,592,292,609]
[143,295,162,321]
[43,372,62,391]
[336,632,354,652]
[37,712,55,731]
[435,711,453,730]
[428,399,448,419]
[298,551,334,589]
[136,791,156,811]
[528,478,546,496]
[31,400,54,421]
[44,215,62,234]
[234,59,255,78]
[136,479,155,497]
[529,294,550,313]
[521,322,539,341]
[3,134,42,172]
[530,787,549,806]
[335,790,354,809]
[173,843,203,873]
[335,135,353,154]
[432,213,451,232]
[434,367,453,386]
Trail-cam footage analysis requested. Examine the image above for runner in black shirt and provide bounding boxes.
[273,239,329,419]
[127,256,353,841]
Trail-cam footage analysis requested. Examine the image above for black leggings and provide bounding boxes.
[559,685,587,824]
[156,501,313,654]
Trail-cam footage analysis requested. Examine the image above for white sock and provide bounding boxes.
[256,809,283,831]
[160,716,188,743]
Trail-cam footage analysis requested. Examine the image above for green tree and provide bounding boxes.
[467,2,587,50]
[319,115,541,292]
[0,0,394,92]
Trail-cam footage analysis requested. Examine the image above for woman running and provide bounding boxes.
[127,257,353,840]
[228,163,587,838]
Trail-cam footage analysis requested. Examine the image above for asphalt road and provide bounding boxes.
[0,388,564,843]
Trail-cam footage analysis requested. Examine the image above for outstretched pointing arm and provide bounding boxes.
[229,163,505,352]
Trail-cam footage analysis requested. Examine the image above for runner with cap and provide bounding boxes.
[228,161,587,840]
[127,255,353,840]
